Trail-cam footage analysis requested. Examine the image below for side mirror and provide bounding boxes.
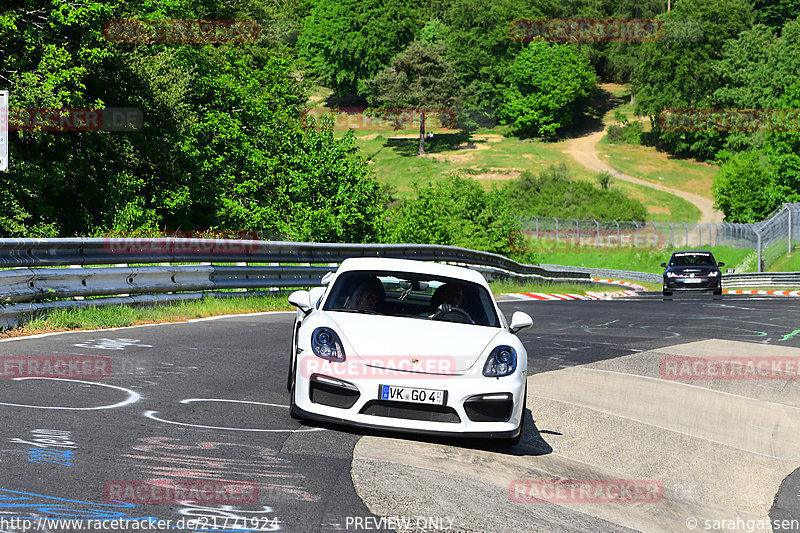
[509,311,533,334]
[717,262,725,267]
[660,262,667,268]
[288,290,312,314]
[321,272,334,286]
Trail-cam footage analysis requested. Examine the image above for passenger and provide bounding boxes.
[347,276,385,311]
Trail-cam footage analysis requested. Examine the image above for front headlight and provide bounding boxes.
[666,272,678,278]
[483,346,517,377]
[312,327,345,362]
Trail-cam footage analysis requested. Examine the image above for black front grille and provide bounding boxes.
[464,395,513,422]
[359,400,461,423]
[309,380,360,409]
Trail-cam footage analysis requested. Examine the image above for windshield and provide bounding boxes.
[669,253,716,267]
[323,270,500,328]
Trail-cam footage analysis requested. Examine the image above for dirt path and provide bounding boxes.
[563,130,724,223]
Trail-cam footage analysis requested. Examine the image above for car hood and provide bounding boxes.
[326,312,503,373]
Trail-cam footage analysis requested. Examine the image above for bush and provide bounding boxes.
[386,176,516,255]
[606,121,643,144]
[503,164,648,222]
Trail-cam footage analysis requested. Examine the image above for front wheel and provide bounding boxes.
[506,386,527,446]
[663,290,673,297]
[287,320,299,392]
[289,382,302,421]
[713,288,722,296]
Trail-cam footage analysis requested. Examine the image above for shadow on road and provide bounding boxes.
[289,407,554,457]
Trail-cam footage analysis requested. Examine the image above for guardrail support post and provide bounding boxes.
[668,222,674,247]
[595,220,600,247]
[553,217,559,244]
[756,231,763,272]
[653,222,658,248]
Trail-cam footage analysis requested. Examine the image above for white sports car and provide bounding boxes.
[287,258,532,444]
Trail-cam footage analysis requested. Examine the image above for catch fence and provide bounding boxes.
[517,203,799,272]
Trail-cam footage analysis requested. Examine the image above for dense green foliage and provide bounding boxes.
[503,164,648,222]
[625,1,800,221]
[386,176,517,254]
[500,42,596,137]
[297,0,419,97]
[1,0,384,240]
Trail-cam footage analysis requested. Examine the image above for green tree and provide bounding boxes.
[442,0,542,112]
[754,0,800,30]
[499,42,596,137]
[763,82,800,200]
[368,40,458,155]
[297,0,419,97]
[1,0,387,242]
[634,0,754,159]
[712,151,783,222]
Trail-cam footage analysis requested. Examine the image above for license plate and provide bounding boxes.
[379,385,445,405]
[682,278,702,283]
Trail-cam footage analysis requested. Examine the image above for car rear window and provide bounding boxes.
[669,253,716,267]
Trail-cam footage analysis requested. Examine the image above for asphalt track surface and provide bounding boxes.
[0,295,799,533]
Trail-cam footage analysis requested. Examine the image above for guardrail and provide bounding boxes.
[0,238,795,329]
[721,272,800,288]
[0,238,591,328]
[540,264,662,284]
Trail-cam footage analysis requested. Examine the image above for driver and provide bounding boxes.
[429,283,464,314]
[347,276,385,311]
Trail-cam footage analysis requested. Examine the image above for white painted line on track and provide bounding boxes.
[0,310,295,343]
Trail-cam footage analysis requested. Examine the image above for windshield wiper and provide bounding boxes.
[329,308,379,315]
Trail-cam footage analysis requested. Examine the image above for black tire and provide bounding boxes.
[289,382,302,421]
[287,320,298,392]
[663,290,673,297]
[506,386,527,446]
[288,321,303,420]
[713,288,722,296]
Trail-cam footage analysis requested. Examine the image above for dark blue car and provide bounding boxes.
[661,251,724,296]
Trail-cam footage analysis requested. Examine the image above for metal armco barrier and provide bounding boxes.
[721,272,800,288]
[0,238,794,329]
[0,238,589,328]
[0,238,571,272]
